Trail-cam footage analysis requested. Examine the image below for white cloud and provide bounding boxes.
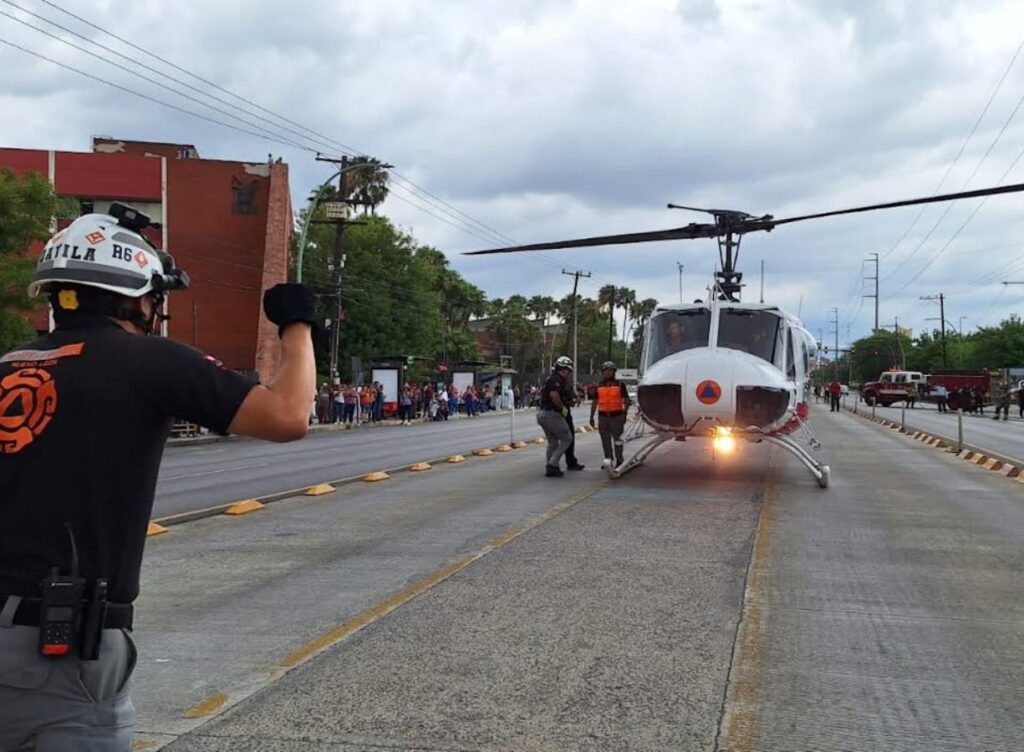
[1,0,1024,343]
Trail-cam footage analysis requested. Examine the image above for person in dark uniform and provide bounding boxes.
[0,206,316,750]
[562,377,585,472]
[536,356,576,477]
[589,361,630,468]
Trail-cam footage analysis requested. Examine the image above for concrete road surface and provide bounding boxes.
[846,398,1024,463]
[122,410,1024,751]
[154,408,577,520]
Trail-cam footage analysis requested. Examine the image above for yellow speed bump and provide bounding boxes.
[305,483,336,496]
[475,448,494,457]
[512,441,527,449]
[447,455,466,463]
[532,437,546,444]
[146,522,169,537]
[409,462,432,471]
[224,499,265,516]
[363,471,390,482]
[496,444,512,452]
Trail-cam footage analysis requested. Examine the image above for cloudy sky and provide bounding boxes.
[3,0,1024,348]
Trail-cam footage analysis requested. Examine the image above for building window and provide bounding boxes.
[231,177,260,215]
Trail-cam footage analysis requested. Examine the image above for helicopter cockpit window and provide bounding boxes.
[645,309,711,366]
[717,309,783,364]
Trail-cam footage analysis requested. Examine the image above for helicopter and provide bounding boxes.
[466,182,1024,488]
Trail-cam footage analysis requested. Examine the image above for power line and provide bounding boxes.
[31,0,364,156]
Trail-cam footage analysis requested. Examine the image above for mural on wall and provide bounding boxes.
[231,176,260,215]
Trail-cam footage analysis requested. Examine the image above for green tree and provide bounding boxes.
[0,169,70,351]
[967,315,1024,368]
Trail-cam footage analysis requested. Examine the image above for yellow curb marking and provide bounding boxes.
[146,522,169,537]
[496,444,512,452]
[182,691,228,719]
[511,441,527,449]
[447,454,466,463]
[363,471,390,482]
[532,437,546,444]
[409,462,431,471]
[223,499,264,516]
[305,483,336,496]
[718,467,777,751]
[279,481,606,670]
[475,448,494,456]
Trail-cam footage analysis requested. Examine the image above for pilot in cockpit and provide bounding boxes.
[665,319,687,353]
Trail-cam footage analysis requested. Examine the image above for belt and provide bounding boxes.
[1,595,133,630]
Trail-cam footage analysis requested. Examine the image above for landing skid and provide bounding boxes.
[760,434,830,488]
[605,416,830,488]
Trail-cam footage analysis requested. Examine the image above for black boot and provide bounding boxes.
[545,465,564,477]
[566,463,585,471]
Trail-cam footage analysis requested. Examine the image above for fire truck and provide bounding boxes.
[860,369,995,409]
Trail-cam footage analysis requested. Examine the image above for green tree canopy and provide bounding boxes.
[0,169,70,352]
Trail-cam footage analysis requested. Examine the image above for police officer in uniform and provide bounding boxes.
[536,356,576,477]
[0,205,316,750]
[589,361,631,469]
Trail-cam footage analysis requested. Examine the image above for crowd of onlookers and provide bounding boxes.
[313,381,562,426]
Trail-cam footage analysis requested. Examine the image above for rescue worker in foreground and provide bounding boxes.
[589,361,631,469]
[536,356,576,477]
[0,205,316,750]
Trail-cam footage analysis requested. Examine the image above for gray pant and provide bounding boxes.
[598,412,627,465]
[537,409,573,468]
[0,624,137,751]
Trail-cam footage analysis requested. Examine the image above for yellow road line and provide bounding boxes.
[182,691,228,719]
[280,480,607,670]
[716,470,776,752]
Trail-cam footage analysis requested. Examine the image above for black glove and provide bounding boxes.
[263,283,317,337]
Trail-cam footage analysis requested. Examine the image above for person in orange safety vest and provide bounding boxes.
[589,361,631,468]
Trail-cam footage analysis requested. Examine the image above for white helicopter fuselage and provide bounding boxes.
[635,300,817,437]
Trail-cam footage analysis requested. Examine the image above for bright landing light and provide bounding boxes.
[712,426,737,454]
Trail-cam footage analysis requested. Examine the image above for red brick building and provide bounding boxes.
[0,137,292,382]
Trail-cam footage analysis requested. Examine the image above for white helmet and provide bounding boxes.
[554,355,574,370]
[28,203,188,299]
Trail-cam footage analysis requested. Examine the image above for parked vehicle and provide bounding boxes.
[860,370,927,407]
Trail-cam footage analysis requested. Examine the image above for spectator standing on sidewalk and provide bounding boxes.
[464,386,477,417]
[932,383,948,413]
[398,385,414,425]
[448,385,459,419]
[317,383,331,424]
[343,384,358,425]
[973,386,986,415]
[827,379,841,412]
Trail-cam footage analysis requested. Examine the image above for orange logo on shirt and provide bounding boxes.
[0,368,58,454]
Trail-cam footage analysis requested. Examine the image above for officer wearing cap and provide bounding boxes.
[536,356,576,477]
[0,205,316,749]
[589,361,631,469]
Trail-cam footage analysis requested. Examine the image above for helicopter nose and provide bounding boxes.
[638,351,791,430]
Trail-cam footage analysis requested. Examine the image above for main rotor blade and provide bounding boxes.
[463,225,716,255]
[771,182,1024,227]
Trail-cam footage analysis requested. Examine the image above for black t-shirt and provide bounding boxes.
[539,371,572,411]
[0,316,256,604]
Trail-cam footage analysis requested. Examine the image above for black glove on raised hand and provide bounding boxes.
[263,283,317,337]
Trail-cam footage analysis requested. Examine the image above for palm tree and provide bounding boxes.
[597,284,617,359]
[528,295,558,372]
[627,297,658,366]
[345,156,390,214]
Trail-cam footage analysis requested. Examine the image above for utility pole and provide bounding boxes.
[881,318,906,369]
[865,252,879,332]
[561,268,591,388]
[759,259,765,304]
[828,307,839,377]
[920,293,946,368]
[677,262,684,304]
[315,154,370,381]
